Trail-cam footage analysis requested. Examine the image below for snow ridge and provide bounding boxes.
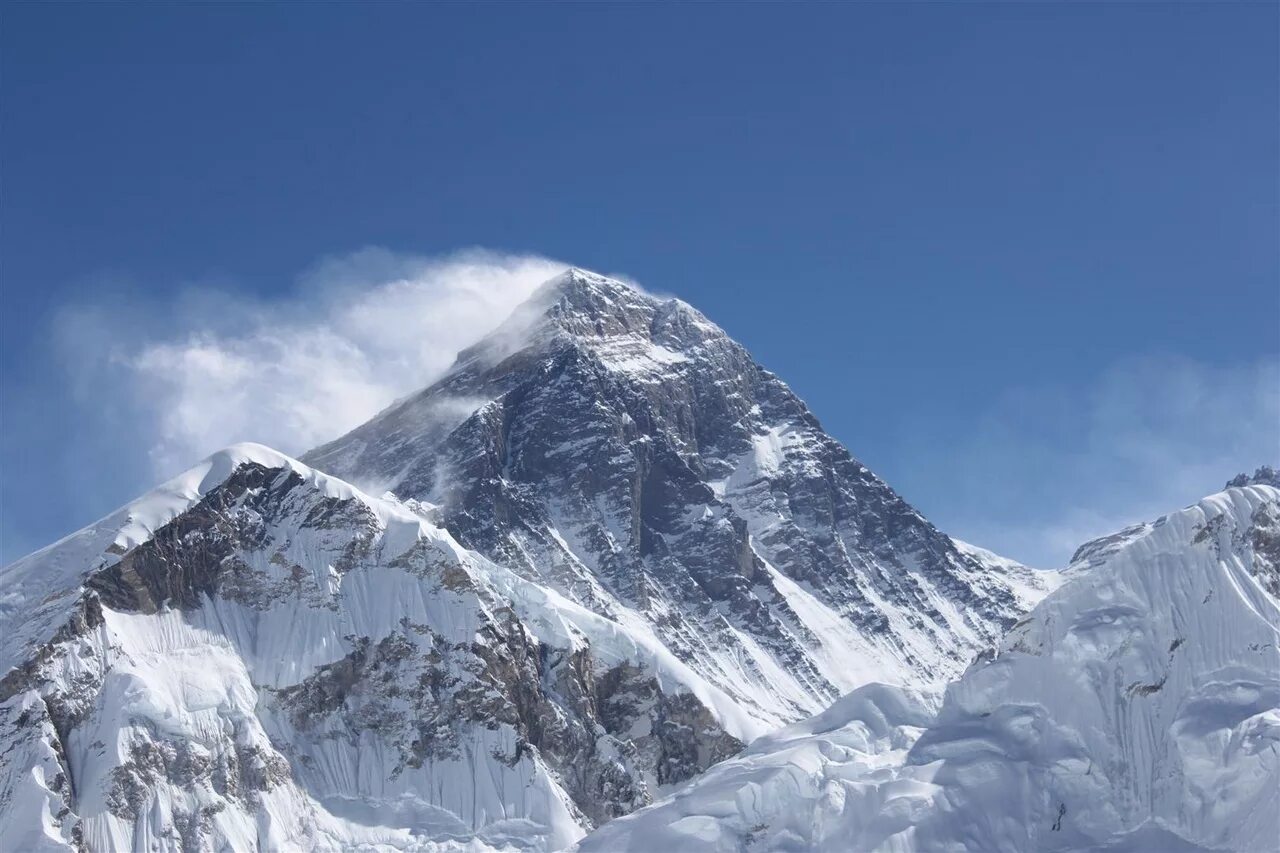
[0,447,748,851]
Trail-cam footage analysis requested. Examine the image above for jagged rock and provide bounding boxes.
[1227,465,1280,489]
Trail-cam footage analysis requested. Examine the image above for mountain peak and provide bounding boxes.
[448,267,721,378]
[1226,465,1280,490]
[305,264,1050,730]
[535,266,647,305]
[534,266,658,325]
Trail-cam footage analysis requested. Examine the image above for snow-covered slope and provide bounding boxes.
[0,445,753,851]
[576,477,1280,852]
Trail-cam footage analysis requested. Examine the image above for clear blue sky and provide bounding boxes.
[2,2,1277,566]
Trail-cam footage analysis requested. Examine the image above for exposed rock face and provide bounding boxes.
[307,269,1054,725]
[0,270,1053,851]
[1227,465,1280,489]
[0,446,748,851]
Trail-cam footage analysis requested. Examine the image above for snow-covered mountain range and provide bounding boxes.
[0,269,1271,852]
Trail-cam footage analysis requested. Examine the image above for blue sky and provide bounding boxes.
[2,2,1276,566]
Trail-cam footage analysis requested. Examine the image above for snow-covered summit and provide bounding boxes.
[446,266,721,382]
[524,266,708,332]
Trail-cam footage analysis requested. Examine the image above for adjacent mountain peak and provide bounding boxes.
[0,441,428,677]
[1070,471,1280,571]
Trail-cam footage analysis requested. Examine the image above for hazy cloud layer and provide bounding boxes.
[905,354,1280,568]
[57,249,565,481]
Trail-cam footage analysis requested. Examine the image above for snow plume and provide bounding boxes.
[56,249,565,481]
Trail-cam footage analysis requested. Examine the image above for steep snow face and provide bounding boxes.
[576,482,1280,853]
[906,482,1280,852]
[306,269,1056,728]
[0,447,749,852]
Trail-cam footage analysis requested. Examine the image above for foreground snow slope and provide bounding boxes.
[0,445,752,852]
[576,478,1280,852]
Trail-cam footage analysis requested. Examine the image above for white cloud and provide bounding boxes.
[58,248,565,480]
[908,354,1280,568]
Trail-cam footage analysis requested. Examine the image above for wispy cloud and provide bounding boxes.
[904,354,1280,568]
[55,248,565,480]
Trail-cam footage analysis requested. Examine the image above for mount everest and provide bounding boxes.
[0,269,1272,852]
